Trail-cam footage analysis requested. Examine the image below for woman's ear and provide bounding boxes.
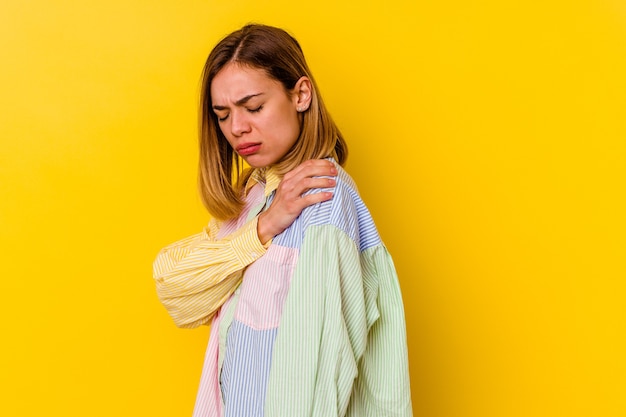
[293,76,312,112]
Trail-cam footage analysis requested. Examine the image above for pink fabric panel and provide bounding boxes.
[234,244,299,330]
[192,297,234,417]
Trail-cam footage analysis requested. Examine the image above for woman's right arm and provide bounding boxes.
[153,216,268,328]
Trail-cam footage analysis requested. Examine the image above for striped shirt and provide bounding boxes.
[154,160,412,416]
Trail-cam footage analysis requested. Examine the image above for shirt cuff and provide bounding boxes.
[229,216,270,266]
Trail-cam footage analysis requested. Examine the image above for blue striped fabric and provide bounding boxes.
[221,320,277,417]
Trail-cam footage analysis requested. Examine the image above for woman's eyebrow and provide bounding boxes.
[213,93,264,111]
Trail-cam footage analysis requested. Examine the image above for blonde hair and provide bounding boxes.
[198,24,347,221]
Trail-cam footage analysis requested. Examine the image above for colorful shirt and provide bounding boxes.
[154,160,412,416]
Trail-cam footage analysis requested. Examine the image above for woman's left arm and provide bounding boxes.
[153,216,268,328]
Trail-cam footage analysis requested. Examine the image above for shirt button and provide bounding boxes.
[250,252,258,258]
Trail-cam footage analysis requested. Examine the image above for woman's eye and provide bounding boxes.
[247,105,263,113]
[217,114,229,122]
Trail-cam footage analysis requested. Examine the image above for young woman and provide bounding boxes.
[154,24,412,417]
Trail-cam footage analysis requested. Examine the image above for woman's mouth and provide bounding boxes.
[236,143,261,156]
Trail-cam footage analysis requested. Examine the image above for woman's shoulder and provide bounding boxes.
[299,159,381,251]
[330,159,359,193]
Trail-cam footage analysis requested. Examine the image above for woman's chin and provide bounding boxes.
[242,155,276,169]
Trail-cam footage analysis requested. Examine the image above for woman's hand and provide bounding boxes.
[257,159,337,244]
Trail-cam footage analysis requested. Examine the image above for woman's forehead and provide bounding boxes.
[211,64,282,105]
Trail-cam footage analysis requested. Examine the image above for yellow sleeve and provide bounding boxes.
[153,216,269,328]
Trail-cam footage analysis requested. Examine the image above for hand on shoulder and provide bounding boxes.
[257,159,337,244]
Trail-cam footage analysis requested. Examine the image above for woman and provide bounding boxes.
[154,24,412,417]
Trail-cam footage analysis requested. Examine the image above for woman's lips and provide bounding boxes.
[236,143,261,156]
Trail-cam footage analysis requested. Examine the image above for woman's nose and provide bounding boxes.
[230,111,251,137]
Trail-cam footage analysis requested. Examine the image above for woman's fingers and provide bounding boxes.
[295,176,336,197]
[275,177,335,215]
[284,159,337,182]
[298,189,334,207]
[280,160,337,197]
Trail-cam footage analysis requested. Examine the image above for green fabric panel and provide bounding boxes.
[266,225,412,416]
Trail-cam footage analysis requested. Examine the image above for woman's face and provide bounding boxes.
[211,63,303,169]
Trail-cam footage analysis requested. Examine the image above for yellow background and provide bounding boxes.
[1,1,624,416]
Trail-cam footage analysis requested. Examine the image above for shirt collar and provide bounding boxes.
[247,166,281,197]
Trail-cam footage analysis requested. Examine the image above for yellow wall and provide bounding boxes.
[1,1,624,416]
